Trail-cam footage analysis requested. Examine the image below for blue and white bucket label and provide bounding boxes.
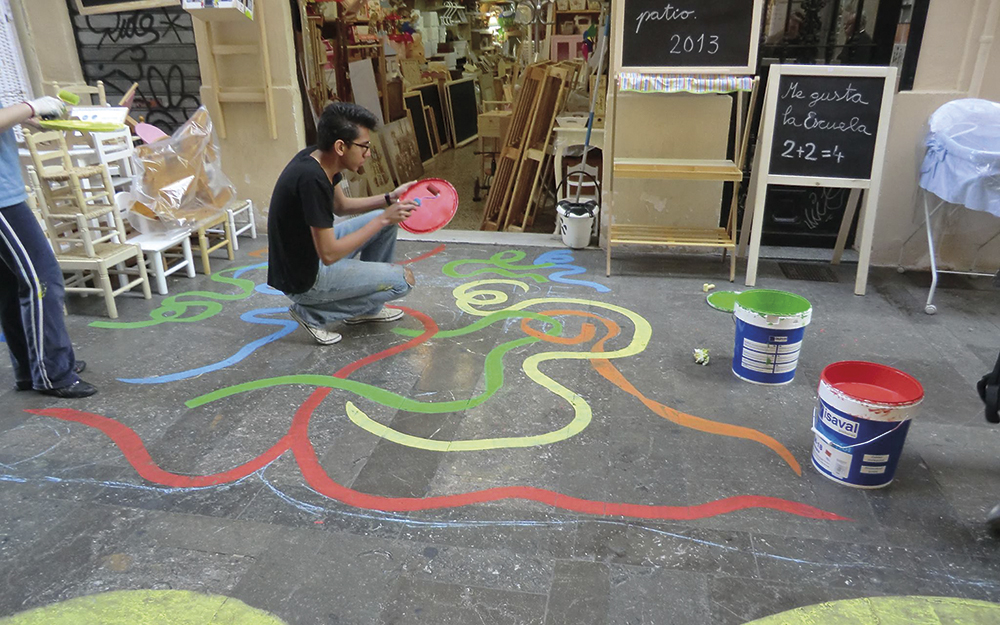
[732,318,806,385]
[811,390,915,489]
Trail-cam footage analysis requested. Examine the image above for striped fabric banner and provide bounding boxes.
[618,74,755,94]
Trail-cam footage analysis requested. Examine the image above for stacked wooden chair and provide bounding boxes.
[23,129,150,319]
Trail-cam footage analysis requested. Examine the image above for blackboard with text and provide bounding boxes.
[620,0,758,71]
[767,74,886,180]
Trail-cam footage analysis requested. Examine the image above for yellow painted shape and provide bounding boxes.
[745,596,1000,625]
[347,280,652,451]
[0,590,286,625]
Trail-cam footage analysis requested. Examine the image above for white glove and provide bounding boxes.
[25,96,66,120]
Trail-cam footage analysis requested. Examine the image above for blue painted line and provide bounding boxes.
[533,250,610,292]
[232,262,268,278]
[256,283,282,296]
[118,307,296,384]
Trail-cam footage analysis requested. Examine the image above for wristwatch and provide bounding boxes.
[384,193,392,207]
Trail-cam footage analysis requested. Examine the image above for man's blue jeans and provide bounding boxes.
[286,210,411,327]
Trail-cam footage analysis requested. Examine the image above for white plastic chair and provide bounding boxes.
[206,199,257,251]
[114,192,196,295]
[91,129,136,192]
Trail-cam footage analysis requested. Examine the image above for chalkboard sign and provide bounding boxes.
[403,93,434,163]
[445,78,478,147]
[615,0,763,74]
[767,74,886,180]
[745,65,898,296]
[414,83,450,148]
[74,0,178,15]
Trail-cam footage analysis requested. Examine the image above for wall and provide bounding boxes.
[876,0,1000,270]
[12,0,84,95]
[606,93,733,233]
[190,2,305,228]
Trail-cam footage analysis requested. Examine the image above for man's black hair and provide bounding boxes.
[317,102,379,152]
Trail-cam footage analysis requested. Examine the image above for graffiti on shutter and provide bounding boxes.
[69,3,202,133]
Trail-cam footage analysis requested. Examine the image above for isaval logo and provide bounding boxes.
[820,405,859,439]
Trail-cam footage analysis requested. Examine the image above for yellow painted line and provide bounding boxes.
[346,280,652,451]
[0,590,286,625]
[745,595,1000,625]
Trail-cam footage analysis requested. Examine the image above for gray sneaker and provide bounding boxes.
[289,307,342,345]
[344,307,405,325]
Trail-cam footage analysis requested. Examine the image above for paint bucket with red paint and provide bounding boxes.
[811,361,924,488]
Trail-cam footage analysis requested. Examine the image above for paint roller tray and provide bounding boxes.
[399,178,458,234]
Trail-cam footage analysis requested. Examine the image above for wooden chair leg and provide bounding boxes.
[198,229,211,275]
[227,209,240,251]
[181,238,196,278]
[224,219,235,260]
[150,250,168,295]
[136,248,151,299]
[98,265,118,319]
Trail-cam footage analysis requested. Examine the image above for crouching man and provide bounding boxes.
[267,103,418,345]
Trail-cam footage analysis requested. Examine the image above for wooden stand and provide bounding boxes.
[480,61,579,231]
[604,77,759,281]
[189,3,277,140]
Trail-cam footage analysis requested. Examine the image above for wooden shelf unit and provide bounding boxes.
[605,78,759,281]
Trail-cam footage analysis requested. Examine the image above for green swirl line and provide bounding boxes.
[90,265,261,329]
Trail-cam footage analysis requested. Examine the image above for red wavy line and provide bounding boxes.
[22,299,850,522]
[400,244,446,265]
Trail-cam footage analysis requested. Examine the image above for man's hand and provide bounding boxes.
[389,180,418,202]
[25,96,66,120]
[381,199,419,225]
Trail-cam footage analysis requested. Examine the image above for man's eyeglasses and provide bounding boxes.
[346,141,371,154]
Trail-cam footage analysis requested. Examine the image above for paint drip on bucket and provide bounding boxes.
[732,290,812,385]
[812,361,924,488]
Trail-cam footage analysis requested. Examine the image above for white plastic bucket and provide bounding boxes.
[556,204,594,249]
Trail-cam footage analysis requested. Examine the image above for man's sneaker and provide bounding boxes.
[344,307,405,325]
[17,360,87,391]
[289,307,342,345]
[38,380,97,399]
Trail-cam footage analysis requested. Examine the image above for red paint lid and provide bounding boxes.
[399,178,459,234]
[820,361,924,405]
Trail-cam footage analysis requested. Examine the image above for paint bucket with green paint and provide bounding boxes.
[732,290,812,385]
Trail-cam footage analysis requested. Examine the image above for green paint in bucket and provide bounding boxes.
[732,290,813,385]
[735,290,812,318]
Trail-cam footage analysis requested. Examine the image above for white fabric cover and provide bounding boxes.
[919,98,1000,217]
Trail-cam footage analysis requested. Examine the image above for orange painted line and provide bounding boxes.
[526,308,802,476]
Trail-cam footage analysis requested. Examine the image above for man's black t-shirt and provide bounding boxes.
[267,147,342,294]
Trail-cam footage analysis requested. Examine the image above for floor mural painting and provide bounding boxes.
[15,247,846,525]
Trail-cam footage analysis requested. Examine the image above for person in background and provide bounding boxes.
[267,102,418,346]
[762,11,816,64]
[0,98,95,398]
[837,11,875,65]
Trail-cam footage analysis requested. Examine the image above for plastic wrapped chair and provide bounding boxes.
[897,99,1000,314]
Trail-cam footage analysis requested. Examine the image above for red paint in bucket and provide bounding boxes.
[821,362,924,406]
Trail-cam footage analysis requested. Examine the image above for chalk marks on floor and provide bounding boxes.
[22,245,822,521]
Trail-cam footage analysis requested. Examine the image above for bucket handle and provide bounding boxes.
[812,408,908,452]
[555,170,602,208]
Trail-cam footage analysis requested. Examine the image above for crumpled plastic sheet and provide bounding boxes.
[129,106,237,229]
[920,98,1000,217]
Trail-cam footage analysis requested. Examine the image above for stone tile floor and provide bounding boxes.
[0,236,998,624]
